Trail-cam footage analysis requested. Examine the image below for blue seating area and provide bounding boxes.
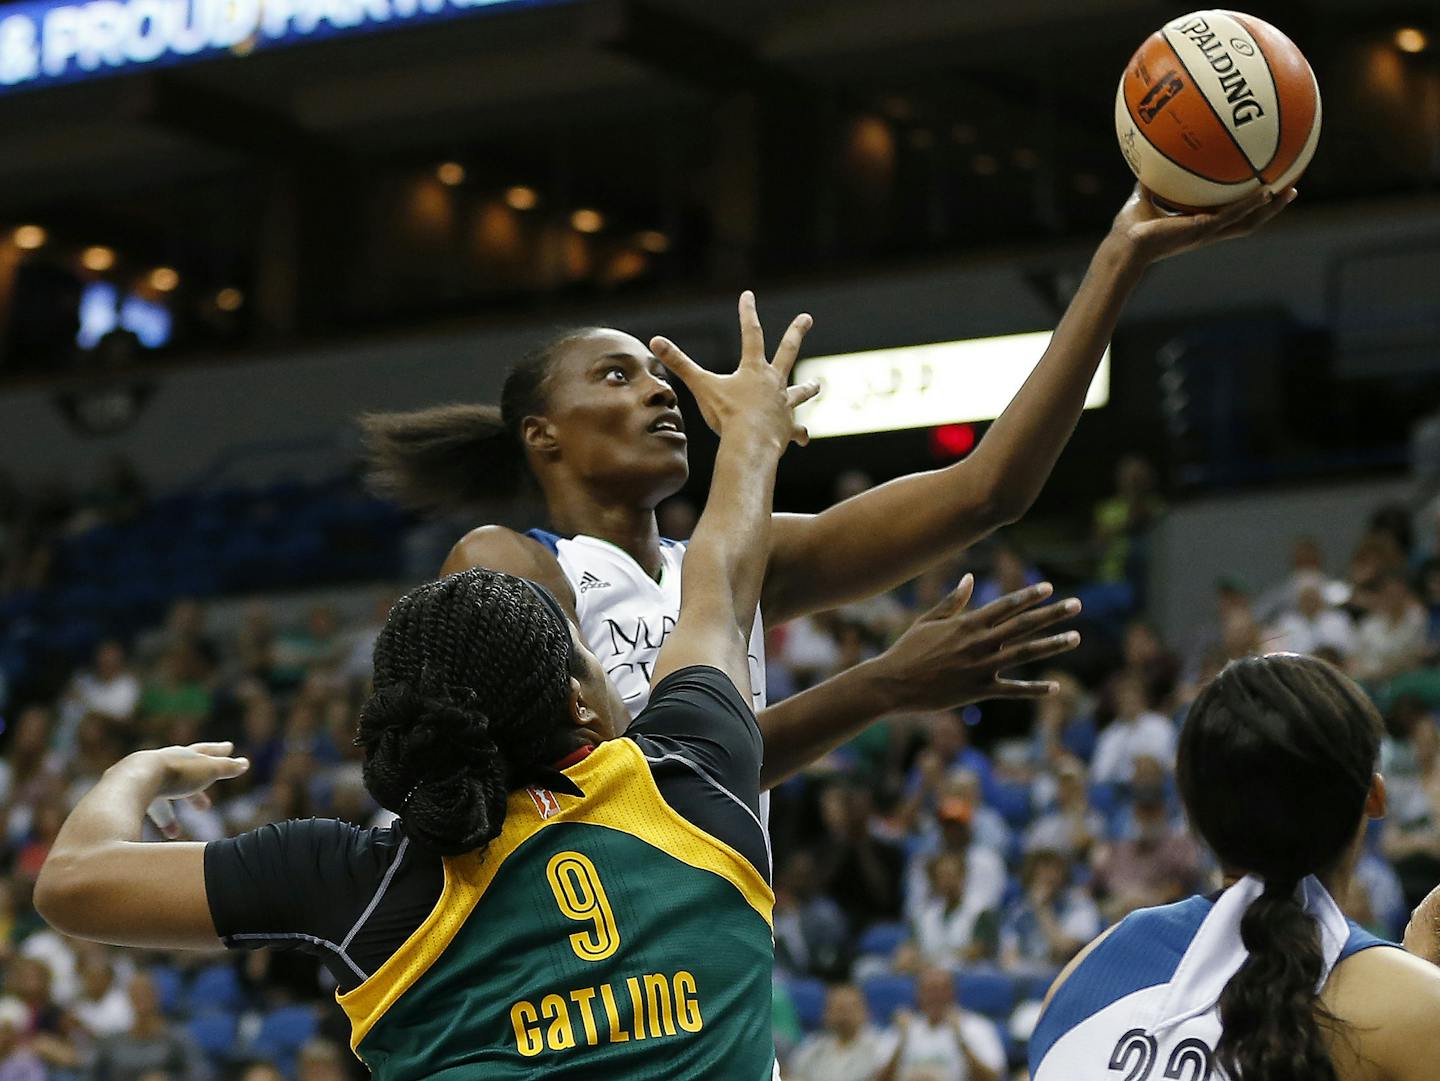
[152,962,321,1071]
[0,477,407,694]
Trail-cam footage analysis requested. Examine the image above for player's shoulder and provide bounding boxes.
[1324,944,1440,1079]
[1034,896,1213,1052]
[442,525,572,598]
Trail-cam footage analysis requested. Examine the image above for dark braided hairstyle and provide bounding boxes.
[1178,654,1381,1081]
[360,327,602,512]
[355,568,583,856]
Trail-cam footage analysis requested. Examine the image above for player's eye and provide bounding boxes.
[602,367,628,384]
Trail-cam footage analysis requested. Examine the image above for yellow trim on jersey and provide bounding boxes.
[335,737,773,1051]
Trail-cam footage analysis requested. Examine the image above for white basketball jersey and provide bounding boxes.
[526,530,768,717]
[1030,879,1394,1081]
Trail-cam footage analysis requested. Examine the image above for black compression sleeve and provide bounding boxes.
[628,665,764,817]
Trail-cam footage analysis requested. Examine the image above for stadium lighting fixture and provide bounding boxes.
[793,331,1110,439]
[1395,27,1428,54]
[634,230,670,254]
[148,267,180,292]
[504,185,539,210]
[215,288,244,312]
[571,209,604,234]
[436,162,466,186]
[81,246,116,272]
[13,225,47,250]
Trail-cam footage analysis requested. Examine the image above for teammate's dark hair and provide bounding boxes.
[354,568,584,856]
[1178,653,1380,1081]
[360,328,601,511]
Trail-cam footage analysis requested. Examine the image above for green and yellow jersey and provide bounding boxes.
[205,666,775,1081]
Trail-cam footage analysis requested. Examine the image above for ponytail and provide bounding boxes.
[361,403,521,511]
[1215,879,1339,1081]
[359,326,604,514]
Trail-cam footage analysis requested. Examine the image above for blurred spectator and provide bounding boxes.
[998,849,1100,971]
[71,952,133,1040]
[87,973,210,1081]
[773,853,850,980]
[272,607,345,687]
[1353,573,1427,684]
[1024,757,1106,863]
[296,1041,346,1081]
[136,601,217,673]
[0,997,44,1081]
[904,800,1006,925]
[1255,536,1349,624]
[1382,703,1440,909]
[972,540,1041,609]
[61,642,140,732]
[1266,574,1357,661]
[880,967,1005,1081]
[1113,621,1179,716]
[229,604,276,685]
[1093,455,1164,589]
[815,785,906,931]
[1088,674,1176,785]
[1091,790,1202,922]
[138,644,213,733]
[787,985,891,1081]
[1421,558,1440,653]
[1030,673,1096,769]
[911,852,998,966]
[238,1067,284,1081]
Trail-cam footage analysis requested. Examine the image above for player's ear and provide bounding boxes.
[521,414,560,457]
[567,678,603,735]
[1365,772,1387,820]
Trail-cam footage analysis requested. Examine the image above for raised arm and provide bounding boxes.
[647,292,817,694]
[34,742,250,949]
[760,185,1295,623]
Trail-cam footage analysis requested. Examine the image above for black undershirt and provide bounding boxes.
[204,666,767,993]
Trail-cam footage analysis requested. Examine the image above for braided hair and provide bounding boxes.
[355,568,583,856]
[360,327,601,511]
[1178,653,1380,1081]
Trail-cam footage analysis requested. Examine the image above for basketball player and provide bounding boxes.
[1030,653,1440,1081]
[34,313,821,1078]
[364,185,1295,786]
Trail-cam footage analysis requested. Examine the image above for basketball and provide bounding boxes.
[1115,10,1321,210]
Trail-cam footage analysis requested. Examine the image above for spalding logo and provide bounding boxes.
[1174,17,1267,128]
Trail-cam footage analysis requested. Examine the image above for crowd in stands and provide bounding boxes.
[0,455,1438,1081]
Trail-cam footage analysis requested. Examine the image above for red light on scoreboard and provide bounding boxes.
[929,423,976,459]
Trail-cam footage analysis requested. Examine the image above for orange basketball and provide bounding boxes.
[1114,10,1321,210]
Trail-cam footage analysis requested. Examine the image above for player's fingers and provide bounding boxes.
[650,337,710,389]
[1220,187,1295,239]
[786,380,821,409]
[992,631,1082,671]
[738,290,765,367]
[185,741,236,757]
[925,574,976,622]
[990,678,1063,699]
[1212,186,1271,225]
[972,582,1054,627]
[772,313,814,380]
[981,596,1082,645]
[187,791,213,812]
[791,424,811,448]
[147,798,181,840]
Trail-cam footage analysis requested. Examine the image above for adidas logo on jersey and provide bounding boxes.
[578,572,611,593]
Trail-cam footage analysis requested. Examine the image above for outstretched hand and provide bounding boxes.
[140,741,250,839]
[1111,183,1296,266]
[650,291,820,449]
[869,577,1082,711]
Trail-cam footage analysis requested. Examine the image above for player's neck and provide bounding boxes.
[547,495,663,581]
